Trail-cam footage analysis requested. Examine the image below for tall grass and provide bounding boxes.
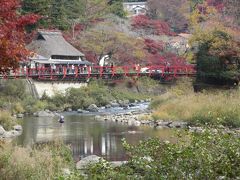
[0,111,16,130]
[151,78,240,127]
[0,140,75,180]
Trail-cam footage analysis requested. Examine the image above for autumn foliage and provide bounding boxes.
[143,38,188,66]
[0,0,39,73]
[131,15,175,36]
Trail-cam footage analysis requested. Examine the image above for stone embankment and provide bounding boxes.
[0,125,23,139]
[95,111,188,129]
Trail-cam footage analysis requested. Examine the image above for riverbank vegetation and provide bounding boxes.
[42,77,161,111]
[86,129,240,179]
[151,78,240,128]
[0,0,240,179]
[0,80,45,115]
[0,77,161,113]
[0,129,239,179]
[0,111,16,131]
[0,140,76,180]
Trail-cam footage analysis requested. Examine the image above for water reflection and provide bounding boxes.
[18,114,176,161]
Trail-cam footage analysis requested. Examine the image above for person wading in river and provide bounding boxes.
[59,115,65,124]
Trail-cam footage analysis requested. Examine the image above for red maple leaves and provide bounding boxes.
[0,0,39,73]
[131,15,175,36]
[143,38,187,66]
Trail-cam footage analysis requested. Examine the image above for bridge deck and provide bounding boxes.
[0,65,196,80]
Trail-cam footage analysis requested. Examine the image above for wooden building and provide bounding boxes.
[26,30,92,71]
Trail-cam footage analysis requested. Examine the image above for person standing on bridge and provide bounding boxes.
[52,64,56,73]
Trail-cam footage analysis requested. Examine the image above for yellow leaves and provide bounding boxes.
[189,9,201,27]
[134,50,145,60]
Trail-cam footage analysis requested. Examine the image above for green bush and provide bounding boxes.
[0,80,26,100]
[11,103,25,114]
[0,111,16,130]
[49,93,67,110]
[87,129,240,179]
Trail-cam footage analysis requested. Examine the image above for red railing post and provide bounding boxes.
[111,66,116,77]
[63,66,67,78]
[161,66,165,77]
[75,66,78,78]
[99,66,103,77]
[14,68,20,79]
[87,66,91,78]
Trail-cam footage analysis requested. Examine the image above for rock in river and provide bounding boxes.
[87,104,99,112]
[0,125,6,135]
[13,125,23,131]
[34,110,55,117]
[16,114,24,118]
[76,155,101,169]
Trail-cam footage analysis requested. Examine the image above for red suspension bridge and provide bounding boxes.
[0,65,196,81]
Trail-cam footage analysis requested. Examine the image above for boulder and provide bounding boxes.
[105,104,111,109]
[35,110,55,117]
[169,121,188,128]
[87,104,99,112]
[0,125,6,135]
[157,121,172,127]
[13,125,22,132]
[16,114,24,118]
[2,130,21,138]
[67,108,72,112]
[134,121,141,126]
[118,100,129,107]
[129,103,135,107]
[76,155,101,170]
[110,102,120,107]
[141,120,151,125]
[77,109,84,113]
[110,161,128,168]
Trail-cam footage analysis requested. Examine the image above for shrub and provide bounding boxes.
[11,102,25,114]
[0,80,26,100]
[0,111,16,130]
[50,93,67,110]
[87,129,240,179]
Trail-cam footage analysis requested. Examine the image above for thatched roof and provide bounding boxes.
[27,30,84,59]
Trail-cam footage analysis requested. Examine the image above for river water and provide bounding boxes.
[17,103,176,162]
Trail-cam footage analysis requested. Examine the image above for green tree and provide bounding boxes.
[108,0,126,18]
[50,0,70,30]
[22,0,109,30]
[191,29,240,85]
[189,4,240,85]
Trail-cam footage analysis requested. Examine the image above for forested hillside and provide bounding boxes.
[1,0,240,83]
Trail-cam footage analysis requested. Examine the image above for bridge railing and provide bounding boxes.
[1,65,196,80]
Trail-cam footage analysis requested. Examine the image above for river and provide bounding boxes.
[17,103,176,162]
